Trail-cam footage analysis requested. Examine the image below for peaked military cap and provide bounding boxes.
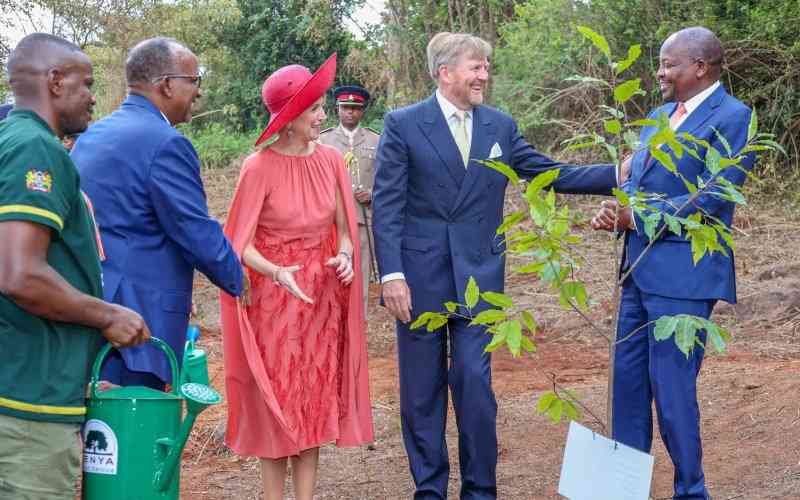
[333,85,370,107]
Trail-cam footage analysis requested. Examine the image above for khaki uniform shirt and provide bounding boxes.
[319,124,380,224]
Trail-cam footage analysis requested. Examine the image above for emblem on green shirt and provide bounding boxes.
[25,169,53,193]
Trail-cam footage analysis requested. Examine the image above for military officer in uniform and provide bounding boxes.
[319,85,380,310]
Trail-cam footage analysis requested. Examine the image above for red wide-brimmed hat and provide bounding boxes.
[255,53,337,146]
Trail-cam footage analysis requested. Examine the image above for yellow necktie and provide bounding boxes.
[454,110,470,167]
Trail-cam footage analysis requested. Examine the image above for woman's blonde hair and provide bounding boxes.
[426,32,492,81]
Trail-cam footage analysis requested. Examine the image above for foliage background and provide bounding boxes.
[1,0,798,177]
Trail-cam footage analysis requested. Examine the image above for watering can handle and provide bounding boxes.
[89,337,180,398]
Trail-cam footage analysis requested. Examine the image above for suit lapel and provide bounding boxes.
[451,105,496,214]
[638,86,725,184]
[675,85,724,137]
[419,95,467,187]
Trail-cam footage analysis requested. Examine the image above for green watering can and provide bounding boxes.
[82,337,221,500]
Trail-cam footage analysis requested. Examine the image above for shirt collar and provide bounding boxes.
[683,80,720,115]
[436,89,472,121]
[339,123,359,140]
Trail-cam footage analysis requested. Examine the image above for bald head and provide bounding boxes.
[663,27,723,78]
[125,37,192,88]
[125,37,202,126]
[8,33,87,100]
[657,26,724,102]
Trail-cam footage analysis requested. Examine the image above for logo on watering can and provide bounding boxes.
[82,419,119,475]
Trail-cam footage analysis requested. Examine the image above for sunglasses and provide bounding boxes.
[151,74,202,88]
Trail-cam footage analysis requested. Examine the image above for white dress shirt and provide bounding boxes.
[671,81,720,130]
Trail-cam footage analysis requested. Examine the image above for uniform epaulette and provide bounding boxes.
[364,127,381,136]
[319,127,335,134]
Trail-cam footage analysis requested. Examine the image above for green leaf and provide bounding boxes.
[612,187,630,206]
[410,312,435,330]
[615,44,642,75]
[427,314,449,332]
[748,109,758,142]
[520,335,537,353]
[496,211,526,235]
[711,127,733,156]
[605,143,619,165]
[526,169,560,198]
[444,302,459,313]
[564,400,580,421]
[559,281,588,310]
[628,118,659,127]
[705,146,723,175]
[663,213,682,236]
[480,160,519,186]
[674,317,700,357]
[541,261,565,284]
[484,327,508,353]
[481,291,514,309]
[500,320,523,357]
[613,79,641,104]
[623,130,641,150]
[653,315,680,342]
[604,119,622,135]
[521,310,538,334]
[548,398,564,423]
[705,321,732,354]
[516,262,546,274]
[576,25,611,60]
[650,147,677,174]
[600,105,624,119]
[756,139,787,156]
[465,277,480,309]
[537,391,558,413]
[470,309,507,326]
[642,212,661,241]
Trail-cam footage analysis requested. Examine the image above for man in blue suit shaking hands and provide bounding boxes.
[592,27,756,500]
[71,38,245,390]
[372,32,618,499]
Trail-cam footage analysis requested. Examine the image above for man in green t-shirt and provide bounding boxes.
[0,33,150,499]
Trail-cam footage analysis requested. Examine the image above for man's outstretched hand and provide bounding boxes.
[591,200,634,232]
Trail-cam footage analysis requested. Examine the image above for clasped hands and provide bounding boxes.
[270,252,354,304]
[590,156,635,233]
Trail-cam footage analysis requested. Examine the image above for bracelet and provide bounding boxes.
[338,251,352,262]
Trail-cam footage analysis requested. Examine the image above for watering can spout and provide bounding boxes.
[154,382,221,492]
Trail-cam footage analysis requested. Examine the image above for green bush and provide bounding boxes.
[181,123,260,170]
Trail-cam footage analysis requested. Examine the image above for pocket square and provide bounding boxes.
[489,142,502,159]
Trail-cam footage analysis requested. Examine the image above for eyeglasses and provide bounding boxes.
[151,74,202,88]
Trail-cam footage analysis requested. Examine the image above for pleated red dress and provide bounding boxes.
[220,144,373,459]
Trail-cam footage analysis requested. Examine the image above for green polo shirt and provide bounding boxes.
[0,110,103,423]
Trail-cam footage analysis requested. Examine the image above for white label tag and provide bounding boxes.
[82,419,119,475]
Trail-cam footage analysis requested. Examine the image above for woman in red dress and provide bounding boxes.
[220,54,373,500]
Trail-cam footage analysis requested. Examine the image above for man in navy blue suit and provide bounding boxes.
[372,32,618,499]
[592,27,756,500]
[71,37,245,390]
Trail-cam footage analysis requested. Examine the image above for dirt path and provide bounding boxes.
[177,166,800,499]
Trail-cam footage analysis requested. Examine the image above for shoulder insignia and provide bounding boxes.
[319,127,335,134]
[26,169,53,193]
[364,127,381,136]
